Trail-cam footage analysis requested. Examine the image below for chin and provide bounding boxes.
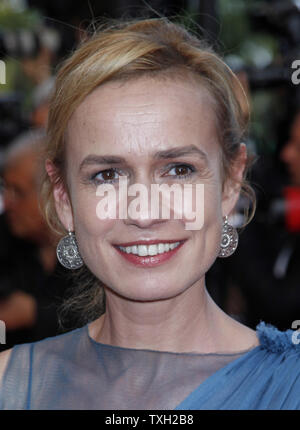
[102,275,186,302]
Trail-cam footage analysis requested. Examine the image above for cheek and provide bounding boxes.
[70,190,115,254]
[182,180,222,229]
[191,182,223,263]
[205,183,223,221]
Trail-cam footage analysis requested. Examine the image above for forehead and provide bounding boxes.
[66,77,219,158]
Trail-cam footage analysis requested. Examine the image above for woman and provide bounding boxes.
[0,18,299,410]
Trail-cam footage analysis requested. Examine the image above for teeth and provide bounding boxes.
[148,244,158,256]
[138,245,147,257]
[158,243,165,254]
[118,242,180,256]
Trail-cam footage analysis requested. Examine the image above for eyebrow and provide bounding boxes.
[153,145,208,161]
[79,145,208,172]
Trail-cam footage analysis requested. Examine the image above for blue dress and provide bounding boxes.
[0,321,299,409]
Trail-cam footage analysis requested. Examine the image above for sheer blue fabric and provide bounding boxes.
[0,321,299,410]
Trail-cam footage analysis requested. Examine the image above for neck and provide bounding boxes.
[89,278,239,353]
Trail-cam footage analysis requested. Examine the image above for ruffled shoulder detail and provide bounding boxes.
[256,321,300,354]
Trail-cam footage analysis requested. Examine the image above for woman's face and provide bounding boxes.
[53,77,243,301]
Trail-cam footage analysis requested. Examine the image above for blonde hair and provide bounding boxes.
[41,17,255,327]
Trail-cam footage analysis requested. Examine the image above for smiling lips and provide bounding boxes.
[113,239,186,267]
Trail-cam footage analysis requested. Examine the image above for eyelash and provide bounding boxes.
[91,168,125,184]
[90,163,196,184]
[163,163,195,179]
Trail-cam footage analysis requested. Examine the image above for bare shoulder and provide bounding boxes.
[0,349,12,384]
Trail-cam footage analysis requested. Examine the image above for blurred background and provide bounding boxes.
[0,0,300,351]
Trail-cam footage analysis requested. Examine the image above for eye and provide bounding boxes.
[164,164,195,179]
[92,168,121,184]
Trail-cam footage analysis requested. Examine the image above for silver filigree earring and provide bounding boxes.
[56,230,84,269]
[218,216,239,258]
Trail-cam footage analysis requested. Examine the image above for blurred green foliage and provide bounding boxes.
[0,2,40,107]
[0,2,40,30]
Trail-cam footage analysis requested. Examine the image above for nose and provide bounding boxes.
[122,179,169,229]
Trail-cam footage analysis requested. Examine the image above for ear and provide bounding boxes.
[221,143,247,217]
[45,159,74,232]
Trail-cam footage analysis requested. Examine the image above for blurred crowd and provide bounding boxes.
[207,107,300,331]
[0,2,300,351]
[0,13,77,351]
[207,68,300,331]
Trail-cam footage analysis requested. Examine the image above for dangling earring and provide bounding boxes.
[218,216,239,258]
[56,230,84,269]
